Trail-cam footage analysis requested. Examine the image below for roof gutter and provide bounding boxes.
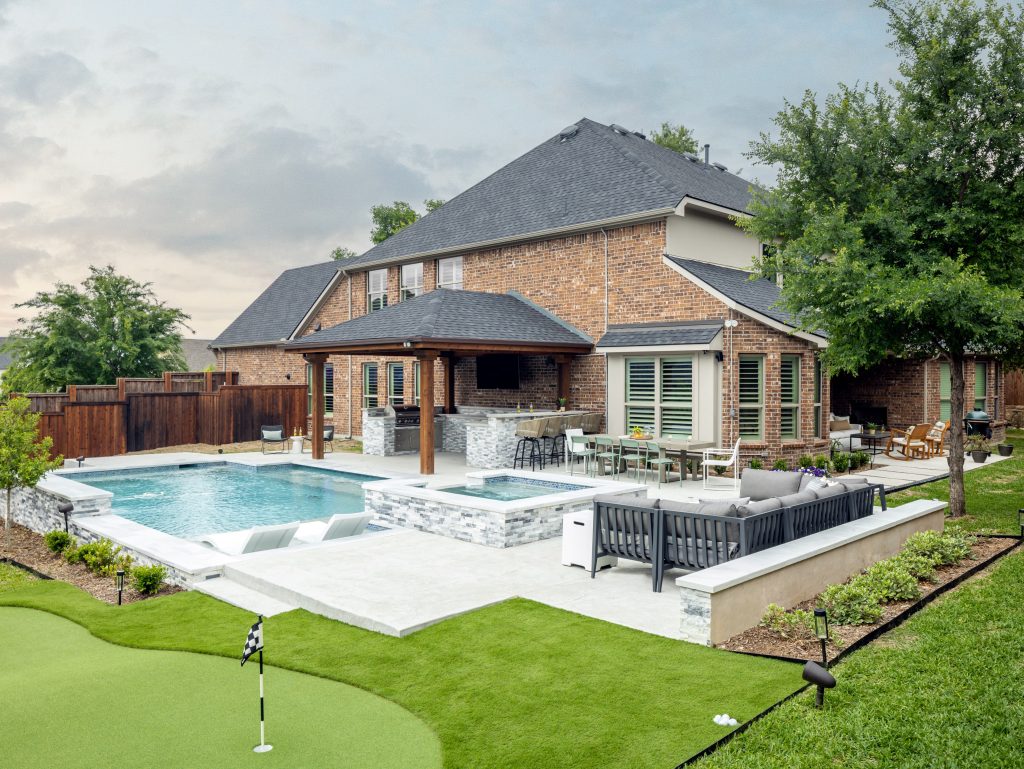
[346,207,676,271]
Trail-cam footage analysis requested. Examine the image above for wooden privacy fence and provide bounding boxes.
[24,372,307,458]
[1006,369,1024,406]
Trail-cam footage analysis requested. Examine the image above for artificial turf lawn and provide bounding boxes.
[0,608,441,769]
[0,580,801,769]
[695,546,1024,768]
[0,560,37,591]
[886,428,1024,533]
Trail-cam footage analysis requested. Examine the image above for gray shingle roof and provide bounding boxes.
[666,256,825,337]
[285,289,592,350]
[596,321,723,348]
[341,118,755,269]
[212,261,340,347]
[181,339,216,370]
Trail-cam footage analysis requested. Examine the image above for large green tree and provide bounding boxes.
[1,266,191,393]
[0,396,63,544]
[650,122,699,155]
[740,0,1024,517]
[369,199,445,244]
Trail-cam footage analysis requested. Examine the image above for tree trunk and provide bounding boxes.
[4,487,10,548]
[947,353,967,518]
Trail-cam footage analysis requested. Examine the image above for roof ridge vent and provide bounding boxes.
[712,162,728,171]
[610,123,631,136]
[558,125,579,141]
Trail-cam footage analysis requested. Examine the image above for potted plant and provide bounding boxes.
[965,435,993,464]
[997,442,1014,457]
[557,397,567,412]
[865,422,878,435]
[630,425,646,439]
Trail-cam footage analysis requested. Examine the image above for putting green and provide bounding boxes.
[0,608,441,769]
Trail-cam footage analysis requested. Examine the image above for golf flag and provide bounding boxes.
[241,616,263,667]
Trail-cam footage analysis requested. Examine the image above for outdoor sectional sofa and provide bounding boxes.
[591,469,887,592]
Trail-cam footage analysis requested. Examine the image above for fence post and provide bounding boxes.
[67,385,77,402]
[205,371,213,392]
[117,378,126,401]
[163,371,173,392]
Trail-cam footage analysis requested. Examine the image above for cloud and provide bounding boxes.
[0,51,93,106]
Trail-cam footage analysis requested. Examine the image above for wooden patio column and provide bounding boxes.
[444,355,456,414]
[555,355,572,407]
[304,353,328,460]
[417,350,438,474]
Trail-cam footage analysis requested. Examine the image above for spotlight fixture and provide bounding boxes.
[57,502,74,533]
[76,455,85,468]
[802,660,836,708]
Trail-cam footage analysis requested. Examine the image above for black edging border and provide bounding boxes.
[0,557,54,581]
[673,535,1022,768]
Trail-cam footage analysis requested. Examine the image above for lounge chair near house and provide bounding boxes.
[885,423,931,460]
[198,521,300,555]
[260,425,288,454]
[303,425,336,453]
[701,438,742,490]
[925,421,950,456]
[295,512,374,543]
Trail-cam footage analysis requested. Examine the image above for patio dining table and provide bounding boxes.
[588,435,715,482]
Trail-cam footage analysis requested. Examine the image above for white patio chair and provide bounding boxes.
[294,512,373,544]
[198,520,300,555]
[565,428,596,476]
[701,438,741,490]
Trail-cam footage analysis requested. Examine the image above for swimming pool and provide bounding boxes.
[71,463,383,538]
[441,476,587,502]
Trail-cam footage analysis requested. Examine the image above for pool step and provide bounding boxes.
[193,576,297,617]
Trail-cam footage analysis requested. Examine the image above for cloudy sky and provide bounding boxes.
[0,0,898,338]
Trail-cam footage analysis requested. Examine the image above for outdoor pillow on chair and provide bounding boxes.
[740,469,803,500]
[829,418,852,431]
[736,497,783,517]
[811,483,847,499]
[262,429,284,441]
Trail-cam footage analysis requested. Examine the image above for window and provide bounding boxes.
[624,355,694,438]
[813,357,823,438]
[367,269,388,312]
[437,256,463,290]
[362,363,378,409]
[414,361,420,406]
[939,362,951,422]
[388,362,405,406]
[306,362,334,416]
[975,362,987,411]
[780,354,800,439]
[400,263,423,301]
[738,354,764,440]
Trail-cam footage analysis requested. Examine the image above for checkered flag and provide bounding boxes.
[241,616,263,667]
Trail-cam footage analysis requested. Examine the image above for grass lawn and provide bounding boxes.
[0,560,38,591]
[0,576,801,769]
[0,607,441,769]
[695,547,1024,768]
[886,428,1024,533]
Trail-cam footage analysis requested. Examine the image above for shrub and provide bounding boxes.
[832,452,851,473]
[862,559,921,603]
[72,538,128,576]
[852,451,870,469]
[43,530,74,554]
[759,603,817,639]
[798,454,813,469]
[903,530,973,566]
[748,457,763,470]
[819,579,884,625]
[65,545,83,564]
[813,454,829,470]
[131,564,167,595]
[892,551,938,582]
[772,459,788,471]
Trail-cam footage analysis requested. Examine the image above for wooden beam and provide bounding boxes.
[417,351,438,474]
[304,353,328,460]
[444,356,455,414]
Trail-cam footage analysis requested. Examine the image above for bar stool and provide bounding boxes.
[513,419,545,471]
[543,416,568,466]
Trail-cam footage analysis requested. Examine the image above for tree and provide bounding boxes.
[1,265,191,393]
[369,199,446,244]
[0,396,63,544]
[650,122,699,155]
[330,246,358,260]
[738,0,1024,517]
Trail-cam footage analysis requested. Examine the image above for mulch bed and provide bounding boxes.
[718,537,1017,660]
[0,522,180,605]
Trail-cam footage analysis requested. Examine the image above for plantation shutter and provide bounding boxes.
[738,355,764,440]
[625,358,656,433]
[780,355,799,439]
[660,357,693,437]
[939,362,951,421]
[974,362,987,411]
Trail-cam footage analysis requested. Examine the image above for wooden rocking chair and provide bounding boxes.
[885,423,931,460]
[924,421,950,457]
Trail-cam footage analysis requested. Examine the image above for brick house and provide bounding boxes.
[212,118,1005,465]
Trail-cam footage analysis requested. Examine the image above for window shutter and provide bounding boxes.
[626,359,655,402]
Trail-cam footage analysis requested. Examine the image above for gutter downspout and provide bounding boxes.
[341,268,353,439]
[601,228,609,332]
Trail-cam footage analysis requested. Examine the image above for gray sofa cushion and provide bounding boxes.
[740,469,803,500]
[593,493,656,508]
[777,490,818,508]
[695,501,740,517]
[839,476,870,486]
[658,499,702,514]
[811,483,847,499]
[799,473,812,491]
[736,497,783,517]
[698,496,750,506]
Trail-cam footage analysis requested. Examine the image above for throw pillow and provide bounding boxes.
[698,496,750,506]
[777,490,818,508]
[829,418,852,432]
[736,497,783,517]
[262,429,283,441]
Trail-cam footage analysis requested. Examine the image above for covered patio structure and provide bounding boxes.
[284,289,594,473]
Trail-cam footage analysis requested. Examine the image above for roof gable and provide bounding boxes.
[341,118,755,269]
[212,261,340,348]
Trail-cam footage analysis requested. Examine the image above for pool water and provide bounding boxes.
[443,477,586,502]
[72,463,382,538]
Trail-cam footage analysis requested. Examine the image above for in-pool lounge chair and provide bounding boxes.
[198,521,300,555]
[294,512,374,543]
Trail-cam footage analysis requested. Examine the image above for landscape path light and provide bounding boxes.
[814,607,829,667]
[116,569,125,606]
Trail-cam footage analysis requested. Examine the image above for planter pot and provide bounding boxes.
[970,450,989,464]
[867,429,876,435]
[997,444,1014,457]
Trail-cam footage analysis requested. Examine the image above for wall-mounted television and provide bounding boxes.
[476,354,521,390]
